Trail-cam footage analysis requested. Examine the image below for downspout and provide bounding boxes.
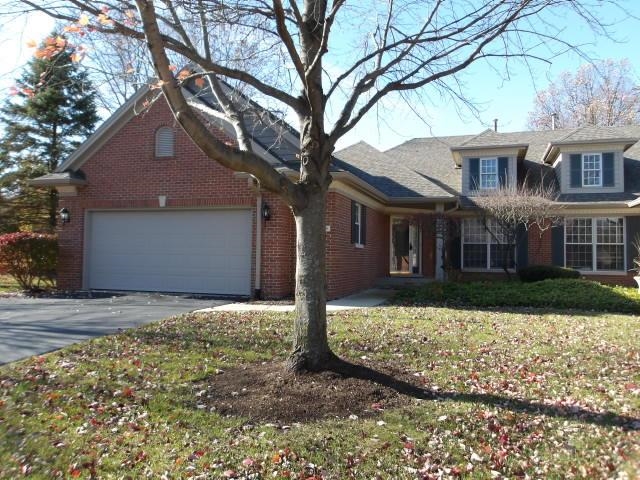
[255,191,263,299]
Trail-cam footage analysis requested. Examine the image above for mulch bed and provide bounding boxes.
[199,361,416,424]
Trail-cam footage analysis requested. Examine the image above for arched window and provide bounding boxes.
[155,126,175,158]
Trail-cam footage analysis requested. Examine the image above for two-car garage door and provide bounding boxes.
[86,210,252,295]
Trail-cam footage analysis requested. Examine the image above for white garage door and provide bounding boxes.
[87,210,252,295]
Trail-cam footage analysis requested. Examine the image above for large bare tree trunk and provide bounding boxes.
[288,187,335,372]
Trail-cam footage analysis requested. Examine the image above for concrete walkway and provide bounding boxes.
[196,288,394,313]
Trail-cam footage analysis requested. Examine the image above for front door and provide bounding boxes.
[390,218,421,274]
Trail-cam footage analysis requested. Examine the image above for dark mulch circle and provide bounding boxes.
[200,361,420,423]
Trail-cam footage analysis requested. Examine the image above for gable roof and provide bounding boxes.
[44,79,640,209]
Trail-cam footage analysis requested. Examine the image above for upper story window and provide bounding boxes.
[569,152,614,188]
[155,126,175,158]
[582,153,602,186]
[480,158,498,189]
[468,157,509,192]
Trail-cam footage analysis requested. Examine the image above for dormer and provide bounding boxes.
[541,127,639,195]
[451,129,528,196]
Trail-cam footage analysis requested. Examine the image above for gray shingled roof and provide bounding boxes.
[334,141,455,198]
[378,126,640,205]
[555,125,640,144]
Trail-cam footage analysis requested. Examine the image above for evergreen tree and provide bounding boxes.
[0,34,98,232]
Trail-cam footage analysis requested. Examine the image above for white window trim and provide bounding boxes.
[564,216,626,272]
[354,202,364,247]
[461,218,516,271]
[479,157,498,190]
[582,152,602,188]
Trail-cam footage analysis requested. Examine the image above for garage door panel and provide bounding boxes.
[87,210,252,295]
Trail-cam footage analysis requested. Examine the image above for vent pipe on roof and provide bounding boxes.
[493,118,498,132]
[551,113,557,130]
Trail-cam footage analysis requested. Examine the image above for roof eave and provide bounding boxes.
[56,85,152,173]
[29,176,87,187]
[450,143,529,167]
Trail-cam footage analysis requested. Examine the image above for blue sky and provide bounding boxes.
[1,3,639,151]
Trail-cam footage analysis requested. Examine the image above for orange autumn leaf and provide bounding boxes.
[177,69,191,81]
[194,77,206,88]
[98,13,114,26]
[26,39,37,48]
[78,13,90,26]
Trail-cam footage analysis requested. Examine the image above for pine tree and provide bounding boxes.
[0,34,98,232]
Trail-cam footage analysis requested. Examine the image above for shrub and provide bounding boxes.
[0,232,57,290]
[518,264,580,283]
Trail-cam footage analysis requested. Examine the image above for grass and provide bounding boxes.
[0,305,638,479]
[393,278,640,313]
[0,274,20,293]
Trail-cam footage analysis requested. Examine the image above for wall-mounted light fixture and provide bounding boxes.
[262,203,271,221]
[59,208,70,224]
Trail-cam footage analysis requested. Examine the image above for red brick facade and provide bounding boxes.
[54,96,637,297]
[56,97,392,299]
[325,193,389,299]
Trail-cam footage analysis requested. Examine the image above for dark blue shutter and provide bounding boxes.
[602,152,614,187]
[570,154,582,188]
[516,223,528,270]
[449,232,461,269]
[350,201,357,244]
[469,158,480,190]
[626,215,640,271]
[498,157,509,188]
[361,205,367,245]
[551,223,565,266]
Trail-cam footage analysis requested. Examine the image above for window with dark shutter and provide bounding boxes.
[469,158,480,191]
[569,154,582,188]
[155,126,175,158]
[498,157,509,188]
[602,152,615,187]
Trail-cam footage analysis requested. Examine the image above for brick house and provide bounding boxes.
[32,86,640,298]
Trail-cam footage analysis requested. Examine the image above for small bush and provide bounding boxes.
[0,232,57,290]
[518,264,581,283]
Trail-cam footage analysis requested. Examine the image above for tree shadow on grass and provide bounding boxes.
[329,358,639,432]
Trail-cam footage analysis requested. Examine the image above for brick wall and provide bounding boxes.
[56,97,396,300]
[260,193,295,299]
[528,223,552,265]
[57,97,258,293]
[325,192,389,299]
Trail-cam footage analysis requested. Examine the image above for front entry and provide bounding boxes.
[390,218,421,274]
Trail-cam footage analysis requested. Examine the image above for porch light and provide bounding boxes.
[59,208,70,224]
[262,203,271,221]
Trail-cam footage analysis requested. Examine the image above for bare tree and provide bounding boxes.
[528,58,640,130]
[1,0,628,372]
[473,180,562,277]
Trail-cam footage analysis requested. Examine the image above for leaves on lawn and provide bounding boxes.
[0,307,638,478]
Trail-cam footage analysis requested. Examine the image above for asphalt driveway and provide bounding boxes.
[0,293,231,365]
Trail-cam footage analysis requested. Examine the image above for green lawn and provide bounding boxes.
[0,307,638,479]
[0,274,19,293]
[393,278,640,313]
